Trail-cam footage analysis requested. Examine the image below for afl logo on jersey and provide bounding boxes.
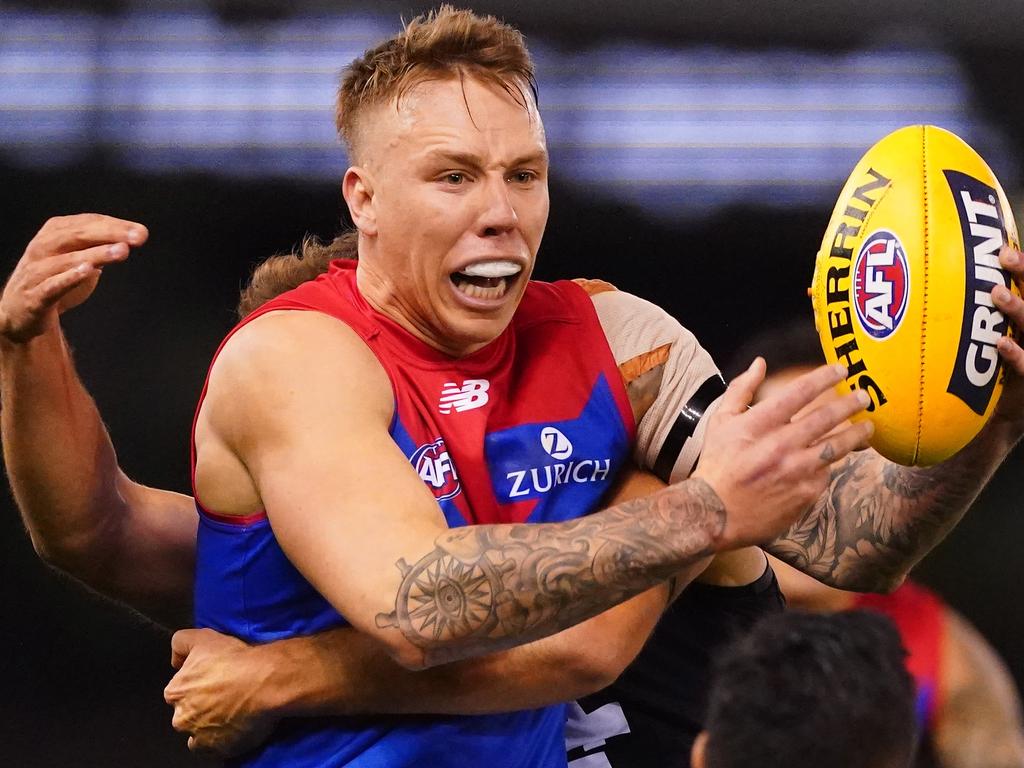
[540,427,573,460]
[853,230,910,339]
[411,438,461,501]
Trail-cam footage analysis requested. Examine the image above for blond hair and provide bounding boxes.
[238,6,537,317]
[337,5,536,160]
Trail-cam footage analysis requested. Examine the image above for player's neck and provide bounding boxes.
[355,264,491,359]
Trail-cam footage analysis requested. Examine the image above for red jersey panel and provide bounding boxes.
[854,580,946,730]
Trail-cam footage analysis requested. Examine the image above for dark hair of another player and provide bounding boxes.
[722,316,823,382]
[702,610,918,768]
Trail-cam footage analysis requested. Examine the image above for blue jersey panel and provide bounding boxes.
[231,706,568,768]
[485,374,630,523]
[195,512,346,642]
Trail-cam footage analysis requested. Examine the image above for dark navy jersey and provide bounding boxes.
[191,259,635,768]
[567,564,786,768]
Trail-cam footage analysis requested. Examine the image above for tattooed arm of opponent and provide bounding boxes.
[765,430,1014,591]
[768,244,1024,592]
[203,311,869,670]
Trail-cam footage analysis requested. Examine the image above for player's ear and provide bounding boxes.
[690,730,708,768]
[343,167,377,237]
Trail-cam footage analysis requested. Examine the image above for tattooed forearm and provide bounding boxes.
[375,479,724,667]
[769,418,1020,591]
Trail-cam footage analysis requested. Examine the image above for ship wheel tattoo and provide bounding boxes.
[377,551,508,645]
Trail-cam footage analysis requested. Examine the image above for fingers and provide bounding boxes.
[29,263,97,306]
[806,420,875,466]
[746,363,847,432]
[999,244,1023,282]
[170,629,201,669]
[28,214,147,258]
[780,389,869,448]
[33,241,127,289]
[996,334,1024,375]
[992,246,1024,375]
[718,357,765,415]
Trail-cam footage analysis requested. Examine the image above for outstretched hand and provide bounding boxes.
[0,214,147,343]
[164,628,279,757]
[693,358,873,548]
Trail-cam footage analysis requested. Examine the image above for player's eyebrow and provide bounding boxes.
[423,148,548,171]
[508,149,549,169]
[423,150,485,172]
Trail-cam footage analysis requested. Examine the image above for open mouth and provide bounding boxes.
[450,260,523,301]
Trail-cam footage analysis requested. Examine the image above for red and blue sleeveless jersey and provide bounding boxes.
[191,259,635,768]
[854,580,946,731]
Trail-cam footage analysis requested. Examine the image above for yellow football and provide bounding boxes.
[810,125,1020,466]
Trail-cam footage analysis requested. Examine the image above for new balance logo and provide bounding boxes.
[439,379,490,414]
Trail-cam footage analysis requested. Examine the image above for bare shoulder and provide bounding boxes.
[206,310,393,435]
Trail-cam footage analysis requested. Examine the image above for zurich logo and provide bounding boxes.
[540,427,573,460]
[853,229,910,339]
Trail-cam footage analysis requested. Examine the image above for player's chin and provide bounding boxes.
[445,311,514,349]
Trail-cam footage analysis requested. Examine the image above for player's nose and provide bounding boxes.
[476,175,518,236]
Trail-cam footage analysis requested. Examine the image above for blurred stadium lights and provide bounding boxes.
[0,6,1017,218]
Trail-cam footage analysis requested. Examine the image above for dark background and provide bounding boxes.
[2,2,1023,766]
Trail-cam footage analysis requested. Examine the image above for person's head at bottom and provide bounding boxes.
[692,610,918,768]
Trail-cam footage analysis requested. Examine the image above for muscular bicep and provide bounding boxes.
[110,479,198,627]
[204,312,451,662]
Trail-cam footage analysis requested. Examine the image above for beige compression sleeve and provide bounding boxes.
[578,280,726,482]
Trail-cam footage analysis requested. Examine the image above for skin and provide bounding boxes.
[4,72,1024,754]
[764,352,1024,593]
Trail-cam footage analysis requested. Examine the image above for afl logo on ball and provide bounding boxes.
[853,230,910,339]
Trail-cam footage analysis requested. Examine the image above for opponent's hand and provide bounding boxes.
[164,628,278,757]
[0,214,148,343]
[990,244,1024,430]
[693,358,873,548]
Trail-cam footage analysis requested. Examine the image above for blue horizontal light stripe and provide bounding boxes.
[0,9,1015,218]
